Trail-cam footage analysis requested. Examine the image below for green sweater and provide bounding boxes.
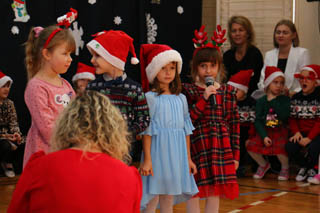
[254,95,290,139]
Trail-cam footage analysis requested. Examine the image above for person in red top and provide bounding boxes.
[286,64,320,183]
[8,90,142,213]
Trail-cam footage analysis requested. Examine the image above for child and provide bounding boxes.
[227,69,256,177]
[86,30,150,161]
[285,64,320,182]
[246,66,290,180]
[8,90,142,213]
[72,62,95,95]
[139,44,198,212]
[0,71,23,177]
[23,24,76,167]
[183,25,240,213]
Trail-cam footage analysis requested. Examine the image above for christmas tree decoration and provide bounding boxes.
[11,0,30,22]
[57,8,78,28]
[69,21,84,56]
[146,13,157,44]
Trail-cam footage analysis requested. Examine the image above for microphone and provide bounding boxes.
[205,76,217,105]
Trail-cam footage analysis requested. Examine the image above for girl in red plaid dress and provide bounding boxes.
[183,25,240,213]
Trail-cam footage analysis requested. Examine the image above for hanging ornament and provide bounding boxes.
[114,16,122,25]
[11,26,19,35]
[145,13,157,44]
[69,21,84,56]
[88,0,96,5]
[11,0,30,22]
[177,6,184,14]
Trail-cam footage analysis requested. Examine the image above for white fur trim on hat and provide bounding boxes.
[301,66,318,78]
[72,72,95,82]
[87,40,125,70]
[264,72,285,88]
[0,76,12,88]
[146,49,182,83]
[227,82,248,93]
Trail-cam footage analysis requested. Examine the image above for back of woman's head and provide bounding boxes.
[50,90,131,163]
[273,19,299,48]
[227,15,255,48]
[25,25,75,80]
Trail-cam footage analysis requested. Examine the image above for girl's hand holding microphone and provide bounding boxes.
[203,85,217,101]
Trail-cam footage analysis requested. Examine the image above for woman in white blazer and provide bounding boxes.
[258,19,311,96]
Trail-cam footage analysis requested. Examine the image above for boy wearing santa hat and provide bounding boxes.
[72,62,95,95]
[286,64,320,183]
[0,70,23,178]
[86,30,150,161]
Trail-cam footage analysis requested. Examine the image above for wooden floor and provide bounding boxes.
[1,173,319,212]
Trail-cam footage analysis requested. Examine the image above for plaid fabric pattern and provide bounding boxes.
[182,83,240,199]
[87,75,150,140]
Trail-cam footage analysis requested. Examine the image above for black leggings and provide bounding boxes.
[0,139,13,163]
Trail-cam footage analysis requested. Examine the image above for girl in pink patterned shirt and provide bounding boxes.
[23,25,76,167]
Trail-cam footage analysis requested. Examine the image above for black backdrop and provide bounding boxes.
[0,0,202,134]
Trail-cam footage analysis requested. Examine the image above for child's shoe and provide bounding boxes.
[253,163,270,179]
[1,162,15,178]
[308,174,320,184]
[278,168,289,181]
[306,168,317,182]
[295,167,308,182]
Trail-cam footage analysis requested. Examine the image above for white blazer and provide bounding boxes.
[258,46,311,93]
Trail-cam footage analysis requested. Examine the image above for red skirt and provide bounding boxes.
[246,125,288,155]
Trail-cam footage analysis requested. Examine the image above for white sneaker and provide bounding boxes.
[295,167,307,182]
[1,162,15,178]
[306,169,317,182]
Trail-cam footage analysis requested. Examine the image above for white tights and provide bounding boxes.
[187,196,220,213]
[143,195,173,213]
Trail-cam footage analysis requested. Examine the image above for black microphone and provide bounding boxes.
[205,76,217,105]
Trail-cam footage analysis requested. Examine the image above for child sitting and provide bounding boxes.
[286,64,320,183]
[0,71,23,178]
[72,62,95,95]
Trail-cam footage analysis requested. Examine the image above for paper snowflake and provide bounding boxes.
[11,26,19,35]
[146,13,157,44]
[69,21,84,56]
[177,6,184,14]
[114,16,122,25]
[88,0,96,4]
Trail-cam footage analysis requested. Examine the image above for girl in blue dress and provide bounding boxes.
[139,44,199,212]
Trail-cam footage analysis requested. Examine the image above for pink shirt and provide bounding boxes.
[23,77,75,167]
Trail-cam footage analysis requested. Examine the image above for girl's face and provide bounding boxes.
[156,62,176,86]
[275,24,296,47]
[197,61,219,82]
[230,23,248,46]
[46,42,73,74]
[76,79,91,93]
[0,81,11,101]
[298,70,318,95]
[268,76,285,96]
[90,51,115,75]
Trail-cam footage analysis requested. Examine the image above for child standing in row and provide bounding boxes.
[24,25,76,167]
[0,71,23,177]
[247,66,290,180]
[183,26,240,213]
[72,62,95,95]
[86,30,150,160]
[139,44,198,212]
[286,65,320,182]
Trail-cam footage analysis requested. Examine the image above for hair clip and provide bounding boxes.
[192,25,226,52]
[33,26,44,38]
[57,8,78,28]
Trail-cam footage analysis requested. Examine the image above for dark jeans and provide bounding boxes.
[0,139,13,163]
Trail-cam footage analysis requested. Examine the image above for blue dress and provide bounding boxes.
[140,92,199,209]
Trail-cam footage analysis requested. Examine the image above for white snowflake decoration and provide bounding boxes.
[146,13,158,44]
[114,16,122,25]
[177,6,184,14]
[69,21,84,56]
[11,26,19,35]
[88,0,96,5]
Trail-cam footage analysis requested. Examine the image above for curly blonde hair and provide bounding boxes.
[50,90,131,163]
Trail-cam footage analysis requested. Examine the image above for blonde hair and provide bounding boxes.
[25,25,76,80]
[50,90,131,164]
[227,15,255,48]
[273,19,299,48]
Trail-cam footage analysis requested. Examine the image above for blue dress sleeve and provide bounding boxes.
[180,94,195,135]
[142,92,158,136]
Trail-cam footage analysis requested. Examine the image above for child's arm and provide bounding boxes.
[132,89,150,136]
[139,135,153,176]
[186,135,197,174]
[254,97,268,140]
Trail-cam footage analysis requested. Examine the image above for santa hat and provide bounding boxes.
[140,44,182,92]
[14,0,25,4]
[86,30,139,70]
[300,64,320,79]
[72,62,96,82]
[0,71,13,88]
[227,69,253,93]
[264,66,285,88]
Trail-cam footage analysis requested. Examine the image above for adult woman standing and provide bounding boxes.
[257,19,311,96]
[223,15,263,97]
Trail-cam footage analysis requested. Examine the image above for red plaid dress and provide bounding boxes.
[182,83,240,199]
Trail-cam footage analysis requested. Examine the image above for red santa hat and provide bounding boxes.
[264,66,285,88]
[227,69,253,93]
[300,64,320,79]
[0,71,13,88]
[140,44,182,92]
[72,62,96,82]
[86,30,139,70]
[14,0,25,4]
